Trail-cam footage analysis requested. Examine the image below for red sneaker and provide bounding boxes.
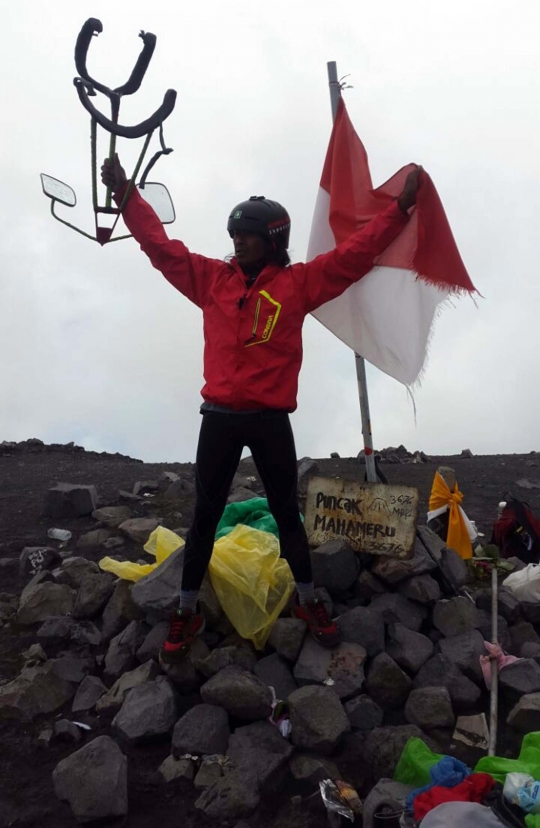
[293,596,342,649]
[160,608,205,662]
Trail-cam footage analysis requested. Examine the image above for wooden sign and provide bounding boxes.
[304,476,419,559]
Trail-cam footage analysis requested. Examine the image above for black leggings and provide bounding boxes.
[181,410,312,591]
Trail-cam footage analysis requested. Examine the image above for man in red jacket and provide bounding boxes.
[102,156,421,660]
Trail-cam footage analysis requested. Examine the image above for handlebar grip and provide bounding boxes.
[74,79,177,138]
[114,31,156,96]
[74,19,111,98]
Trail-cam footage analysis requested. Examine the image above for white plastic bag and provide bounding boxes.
[502,564,540,603]
[503,772,540,814]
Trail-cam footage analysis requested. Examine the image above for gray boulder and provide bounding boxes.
[227,720,293,788]
[17,582,75,625]
[101,580,143,643]
[255,653,297,700]
[198,645,257,678]
[363,779,415,828]
[104,620,145,680]
[158,755,196,783]
[386,624,434,675]
[97,660,160,713]
[37,615,76,646]
[72,675,108,713]
[365,653,412,709]
[172,704,230,757]
[439,630,486,685]
[289,754,341,786]
[113,679,179,744]
[200,666,273,720]
[294,637,367,700]
[0,662,74,720]
[195,771,260,820]
[131,547,184,616]
[46,483,98,518]
[73,574,114,619]
[53,719,83,745]
[432,597,480,637]
[19,546,61,579]
[136,621,169,663]
[337,606,385,656]
[268,618,306,662]
[371,539,437,585]
[440,547,468,590]
[53,735,127,822]
[119,517,160,544]
[414,654,481,712]
[57,556,100,588]
[399,574,442,604]
[475,588,520,624]
[289,685,350,754]
[507,693,540,732]
[405,687,455,730]
[509,622,540,656]
[499,659,540,703]
[369,593,427,632]
[76,529,113,550]
[344,694,384,731]
[355,570,387,604]
[310,540,359,595]
[92,505,133,527]
[364,725,432,779]
[52,653,93,684]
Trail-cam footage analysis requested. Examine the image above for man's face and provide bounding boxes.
[233,230,268,267]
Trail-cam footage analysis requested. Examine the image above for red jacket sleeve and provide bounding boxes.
[118,188,219,309]
[299,200,409,314]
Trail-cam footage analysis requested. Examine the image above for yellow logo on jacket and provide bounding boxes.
[245,290,282,347]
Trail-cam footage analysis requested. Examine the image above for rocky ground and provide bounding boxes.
[1,438,540,828]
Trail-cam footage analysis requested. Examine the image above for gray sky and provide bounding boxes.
[1,0,539,462]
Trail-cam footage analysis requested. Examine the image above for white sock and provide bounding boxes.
[296,582,316,606]
[179,590,199,613]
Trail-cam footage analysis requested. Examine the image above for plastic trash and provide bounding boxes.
[99,526,185,581]
[216,497,279,539]
[394,738,444,787]
[504,773,540,814]
[319,779,362,822]
[209,524,294,649]
[47,528,72,542]
[503,564,540,604]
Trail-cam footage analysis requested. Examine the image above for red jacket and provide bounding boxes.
[120,190,408,411]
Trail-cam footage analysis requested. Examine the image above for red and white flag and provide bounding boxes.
[307,99,476,385]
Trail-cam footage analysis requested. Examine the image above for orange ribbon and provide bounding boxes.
[429,471,472,560]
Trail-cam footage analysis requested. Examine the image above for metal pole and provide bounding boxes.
[327,61,378,483]
[488,564,499,756]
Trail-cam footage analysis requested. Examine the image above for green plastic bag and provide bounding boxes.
[209,523,294,650]
[475,732,540,784]
[475,733,540,828]
[394,738,444,787]
[216,498,279,539]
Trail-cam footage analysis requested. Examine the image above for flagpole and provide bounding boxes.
[327,60,378,484]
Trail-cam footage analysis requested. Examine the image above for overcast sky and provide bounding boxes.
[1,1,539,462]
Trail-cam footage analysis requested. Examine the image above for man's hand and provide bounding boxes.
[398,165,423,213]
[101,153,128,193]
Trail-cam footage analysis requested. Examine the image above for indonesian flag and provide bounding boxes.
[307,99,476,385]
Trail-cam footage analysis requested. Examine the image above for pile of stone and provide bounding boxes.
[1,472,539,825]
[358,445,430,465]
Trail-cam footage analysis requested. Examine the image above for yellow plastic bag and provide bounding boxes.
[99,526,185,582]
[209,524,295,650]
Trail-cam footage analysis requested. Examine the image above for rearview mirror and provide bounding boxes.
[137,182,175,224]
[40,174,77,207]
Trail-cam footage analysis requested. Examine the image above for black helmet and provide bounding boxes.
[227,196,291,248]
